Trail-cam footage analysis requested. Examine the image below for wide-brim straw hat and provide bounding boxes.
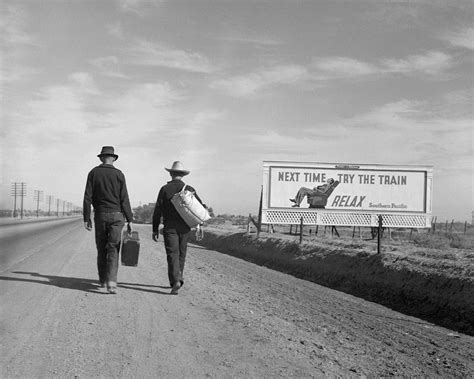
[165,161,190,175]
[97,146,119,160]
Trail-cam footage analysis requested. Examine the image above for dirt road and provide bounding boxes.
[1,220,473,377]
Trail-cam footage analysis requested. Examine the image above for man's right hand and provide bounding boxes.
[152,232,159,242]
[84,221,92,231]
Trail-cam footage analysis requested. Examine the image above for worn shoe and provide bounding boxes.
[170,282,181,295]
[99,281,106,288]
[107,281,117,294]
[292,204,300,208]
[170,280,184,288]
[289,198,297,203]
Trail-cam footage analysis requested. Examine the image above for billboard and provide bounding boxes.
[263,161,433,215]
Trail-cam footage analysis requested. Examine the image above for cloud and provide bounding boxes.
[12,72,100,139]
[381,51,453,75]
[212,50,455,97]
[116,0,161,16]
[315,51,453,78]
[342,99,472,169]
[127,40,217,73]
[106,22,124,39]
[347,100,423,130]
[89,56,129,78]
[210,64,309,96]
[0,4,36,46]
[219,35,282,47]
[241,99,472,172]
[312,57,379,77]
[0,4,39,84]
[443,26,474,50]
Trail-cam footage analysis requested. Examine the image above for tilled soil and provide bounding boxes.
[1,221,473,377]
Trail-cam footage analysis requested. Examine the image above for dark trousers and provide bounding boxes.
[163,228,189,286]
[94,212,124,284]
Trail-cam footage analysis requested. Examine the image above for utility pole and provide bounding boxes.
[56,199,61,217]
[19,183,27,219]
[10,183,18,218]
[34,190,44,218]
[46,195,54,216]
[11,182,27,218]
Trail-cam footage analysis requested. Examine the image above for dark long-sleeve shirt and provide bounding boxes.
[83,164,133,223]
[152,179,204,233]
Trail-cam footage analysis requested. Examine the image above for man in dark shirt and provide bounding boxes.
[152,161,205,295]
[83,146,133,294]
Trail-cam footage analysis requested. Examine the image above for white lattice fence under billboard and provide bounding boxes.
[262,210,319,224]
[378,213,428,228]
[263,209,430,228]
[319,212,372,226]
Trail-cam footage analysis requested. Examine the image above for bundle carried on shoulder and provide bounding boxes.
[171,184,211,228]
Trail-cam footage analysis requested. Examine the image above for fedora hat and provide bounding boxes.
[165,161,190,175]
[97,146,118,160]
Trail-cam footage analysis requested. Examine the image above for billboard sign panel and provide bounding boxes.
[264,161,432,213]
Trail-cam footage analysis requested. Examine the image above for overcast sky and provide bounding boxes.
[1,0,472,220]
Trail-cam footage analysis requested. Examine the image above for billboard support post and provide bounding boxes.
[256,185,263,238]
[299,216,304,244]
[377,215,383,254]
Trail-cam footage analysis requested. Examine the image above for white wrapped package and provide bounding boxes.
[171,185,210,228]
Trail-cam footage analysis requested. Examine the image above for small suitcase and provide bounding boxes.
[121,230,140,266]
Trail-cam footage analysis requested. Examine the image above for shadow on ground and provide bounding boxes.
[1,271,170,295]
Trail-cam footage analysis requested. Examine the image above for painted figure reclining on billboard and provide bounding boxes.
[290,178,339,208]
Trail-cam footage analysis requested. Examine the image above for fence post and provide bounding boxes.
[299,216,304,244]
[377,215,383,254]
[256,186,263,238]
